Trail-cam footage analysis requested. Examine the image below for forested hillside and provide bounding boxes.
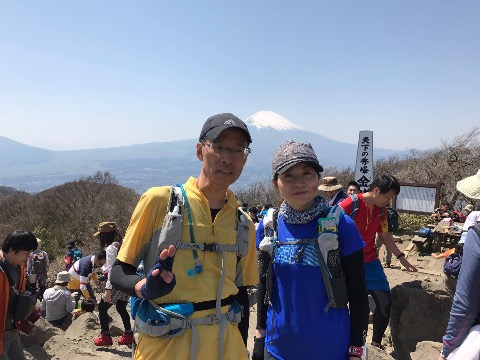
[0,172,139,259]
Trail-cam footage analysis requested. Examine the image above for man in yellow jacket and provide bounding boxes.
[0,230,38,359]
[111,113,259,360]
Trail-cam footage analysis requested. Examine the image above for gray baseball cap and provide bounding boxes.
[272,140,323,178]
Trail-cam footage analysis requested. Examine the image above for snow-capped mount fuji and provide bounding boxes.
[245,111,303,131]
[0,112,406,193]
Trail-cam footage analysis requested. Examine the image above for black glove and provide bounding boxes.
[252,336,265,360]
[140,256,176,300]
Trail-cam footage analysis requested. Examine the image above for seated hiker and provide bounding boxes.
[41,271,75,328]
[67,250,106,307]
[431,203,453,223]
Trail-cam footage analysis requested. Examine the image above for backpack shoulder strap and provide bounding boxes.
[235,207,251,257]
[348,194,359,220]
[144,186,183,273]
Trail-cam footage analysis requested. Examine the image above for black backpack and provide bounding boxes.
[444,224,480,279]
[387,206,399,232]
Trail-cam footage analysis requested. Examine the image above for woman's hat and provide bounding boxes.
[457,169,480,199]
[318,176,343,191]
[94,222,117,236]
[271,140,323,178]
[55,271,71,284]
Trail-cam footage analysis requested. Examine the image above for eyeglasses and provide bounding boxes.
[202,142,251,159]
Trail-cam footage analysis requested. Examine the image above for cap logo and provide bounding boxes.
[224,119,235,125]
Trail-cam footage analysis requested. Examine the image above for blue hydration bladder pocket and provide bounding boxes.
[134,299,194,337]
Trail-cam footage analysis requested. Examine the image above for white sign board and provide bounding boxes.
[395,184,439,214]
[354,131,374,192]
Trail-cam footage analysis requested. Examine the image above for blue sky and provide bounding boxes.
[1,1,479,151]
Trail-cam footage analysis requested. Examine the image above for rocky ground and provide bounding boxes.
[20,237,450,359]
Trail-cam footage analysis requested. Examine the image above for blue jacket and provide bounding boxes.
[442,225,480,357]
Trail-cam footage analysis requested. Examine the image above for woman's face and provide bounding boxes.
[272,162,320,211]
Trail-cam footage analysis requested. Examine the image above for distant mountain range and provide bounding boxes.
[0,111,405,193]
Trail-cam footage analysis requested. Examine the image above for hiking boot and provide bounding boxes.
[118,332,134,346]
[94,333,113,346]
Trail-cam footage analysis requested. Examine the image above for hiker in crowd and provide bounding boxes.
[40,271,75,329]
[26,238,49,300]
[253,141,369,360]
[318,176,347,206]
[248,206,260,224]
[339,175,417,350]
[459,206,480,244]
[439,169,480,360]
[93,222,133,347]
[431,203,453,223]
[259,204,273,219]
[110,113,259,360]
[256,204,278,245]
[0,230,38,360]
[346,180,361,195]
[64,240,83,271]
[463,204,474,216]
[67,250,106,307]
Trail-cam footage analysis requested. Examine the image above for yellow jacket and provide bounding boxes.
[118,177,258,360]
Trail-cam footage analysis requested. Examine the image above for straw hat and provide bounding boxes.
[55,271,71,284]
[94,222,117,236]
[463,204,474,213]
[318,176,343,191]
[457,169,480,199]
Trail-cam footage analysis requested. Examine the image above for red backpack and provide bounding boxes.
[452,210,466,223]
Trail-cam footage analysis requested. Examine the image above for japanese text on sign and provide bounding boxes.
[354,131,373,192]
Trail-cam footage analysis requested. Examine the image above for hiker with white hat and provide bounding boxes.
[41,271,75,328]
[439,169,480,360]
[318,176,347,206]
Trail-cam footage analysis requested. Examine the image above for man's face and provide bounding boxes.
[440,204,450,212]
[347,185,359,195]
[5,249,32,266]
[197,128,249,188]
[372,188,397,207]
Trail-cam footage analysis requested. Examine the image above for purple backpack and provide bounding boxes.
[443,252,462,279]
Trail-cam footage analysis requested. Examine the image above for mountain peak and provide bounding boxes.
[245,111,303,131]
